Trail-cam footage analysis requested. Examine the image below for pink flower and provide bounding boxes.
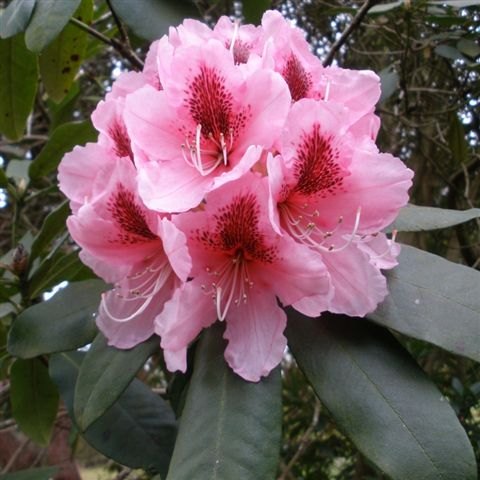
[65,157,191,348]
[155,173,331,381]
[268,99,413,316]
[123,39,291,212]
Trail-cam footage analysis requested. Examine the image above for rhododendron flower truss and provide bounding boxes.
[155,174,331,381]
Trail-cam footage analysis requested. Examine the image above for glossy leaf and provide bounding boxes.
[166,323,282,480]
[370,245,480,362]
[0,467,58,480]
[243,0,271,24]
[29,201,69,262]
[0,0,36,39]
[428,0,480,7]
[8,280,105,358]
[287,312,477,480]
[0,34,38,140]
[50,352,177,476]
[74,334,159,431]
[390,204,480,232]
[109,0,198,41]
[369,0,404,14]
[39,0,93,103]
[10,358,59,446]
[29,120,97,180]
[24,0,81,52]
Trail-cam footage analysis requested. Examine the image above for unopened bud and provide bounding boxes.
[11,244,28,277]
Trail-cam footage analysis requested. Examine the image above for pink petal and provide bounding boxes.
[224,289,287,382]
[323,243,388,317]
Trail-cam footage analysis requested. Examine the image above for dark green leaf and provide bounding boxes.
[166,323,282,480]
[50,352,177,476]
[47,82,80,130]
[39,0,93,103]
[243,0,270,24]
[0,165,9,188]
[0,0,36,39]
[0,34,38,140]
[29,120,97,180]
[287,312,477,480]
[390,204,480,232]
[10,358,59,446]
[74,334,159,431]
[24,0,81,52]
[457,38,480,58]
[435,44,468,61]
[109,0,198,41]
[0,467,58,480]
[379,66,399,103]
[370,245,480,362]
[29,201,69,262]
[8,280,105,358]
[448,113,469,164]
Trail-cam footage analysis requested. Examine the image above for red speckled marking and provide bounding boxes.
[293,123,343,197]
[109,121,134,161]
[108,184,157,243]
[196,193,277,263]
[282,54,312,102]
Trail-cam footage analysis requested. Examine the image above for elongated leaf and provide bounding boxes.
[8,280,105,358]
[74,334,159,431]
[24,0,81,52]
[29,201,69,262]
[428,0,480,7]
[449,113,469,164]
[243,0,270,24]
[379,66,399,103]
[39,0,93,103]
[0,34,38,140]
[0,0,36,39]
[10,358,59,446]
[370,245,480,362]
[369,0,404,14]
[435,44,468,61]
[287,312,477,480]
[50,352,177,476]
[29,120,97,180]
[0,467,58,480]
[167,323,282,480]
[109,0,198,41]
[391,204,480,232]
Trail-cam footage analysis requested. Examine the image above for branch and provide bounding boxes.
[69,17,144,71]
[323,0,382,67]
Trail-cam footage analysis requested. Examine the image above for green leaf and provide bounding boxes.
[39,0,93,103]
[0,34,38,140]
[0,0,36,39]
[0,467,58,480]
[74,334,159,431]
[29,120,97,180]
[435,44,468,61]
[8,280,105,359]
[24,0,81,53]
[390,204,480,232]
[448,113,469,164]
[29,201,69,262]
[428,0,480,7]
[286,312,477,480]
[109,0,198,41]
[379,66,399,103]
[50,351,177,476]
[10,358,59,446]
[0,165,8,188]
[242,0,270,24]
[166,323,282,480]
[368,0,404,14]
[457,38,480,58]
[370,245,480,362]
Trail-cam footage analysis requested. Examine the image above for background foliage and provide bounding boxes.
[0,0,479,479]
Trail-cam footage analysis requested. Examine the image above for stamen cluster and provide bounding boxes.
[58,10,413,381]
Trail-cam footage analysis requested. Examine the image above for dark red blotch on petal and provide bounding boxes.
[282,54,312,102]
[108,184,157,243]
[109,121,134,161]
[293,123,343,197]
[196,193,277,263]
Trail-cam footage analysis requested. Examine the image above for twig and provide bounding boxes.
[323,0,382,67]
[1,437,30,474]
[69,17,144,71]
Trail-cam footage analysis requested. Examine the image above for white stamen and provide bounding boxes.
[229,21,240,54]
